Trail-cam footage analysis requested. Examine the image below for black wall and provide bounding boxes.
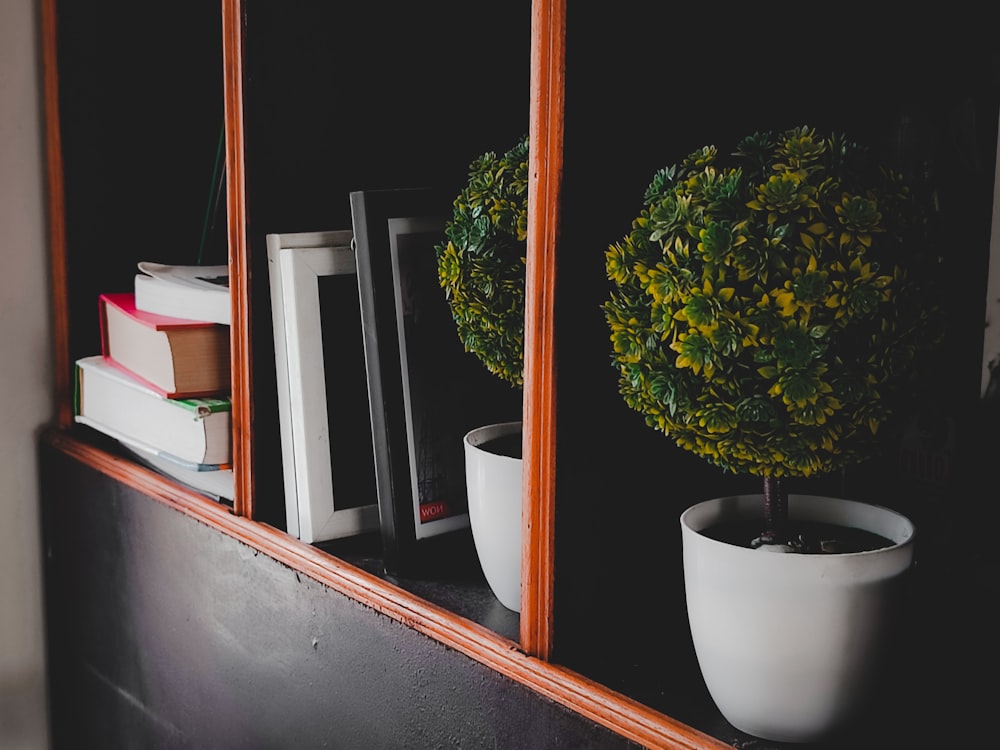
[39,442,643,750]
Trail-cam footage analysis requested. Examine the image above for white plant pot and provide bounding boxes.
[464,421,523,612]
[680,494,915,743]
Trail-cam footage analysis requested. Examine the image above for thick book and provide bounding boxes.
[100,292,230,399]
[75,354,232,467]
[134,261,231,325]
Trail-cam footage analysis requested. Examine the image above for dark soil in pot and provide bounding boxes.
[478,432,522,460]
[702,520,895,553]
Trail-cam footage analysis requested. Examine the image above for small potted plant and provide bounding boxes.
[436,135,528,611]
[603,126,941,742]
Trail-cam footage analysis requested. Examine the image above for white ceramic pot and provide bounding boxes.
[464,421,523,612]
[680,494,915,743]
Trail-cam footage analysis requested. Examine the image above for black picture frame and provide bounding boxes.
[350,188,522,576]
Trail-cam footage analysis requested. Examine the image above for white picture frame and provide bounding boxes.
[267,230,380,543]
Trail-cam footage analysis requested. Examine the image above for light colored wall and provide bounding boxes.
[0,0,53,748]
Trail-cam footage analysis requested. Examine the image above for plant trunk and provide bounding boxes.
[754,475,789,547]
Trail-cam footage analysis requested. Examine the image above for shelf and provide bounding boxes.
[319,533,521,644]
[42,1,1000,747]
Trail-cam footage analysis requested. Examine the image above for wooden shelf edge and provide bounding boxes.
[40,0,71,429]
[522,0,564,662]
[41,428,727,750]
[222,0,253,517]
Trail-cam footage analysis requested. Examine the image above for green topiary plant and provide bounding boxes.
[436,136,529,391]
[604,125,942,547]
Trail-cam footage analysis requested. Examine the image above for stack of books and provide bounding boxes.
[74,266,234,501]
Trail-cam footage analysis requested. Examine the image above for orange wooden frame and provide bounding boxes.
[39,0,726,747]
[40,0,70,429]
[520,0,564,662]
[222,0,253,519]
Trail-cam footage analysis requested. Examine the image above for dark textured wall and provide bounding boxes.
[39,443,642,750]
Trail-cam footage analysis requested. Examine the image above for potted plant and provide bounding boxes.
[603,126,941,742]
[436,136,528,612]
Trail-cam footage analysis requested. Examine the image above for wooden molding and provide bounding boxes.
[521,0,565,662]
[40,0,71,429]
[222,0,254,518]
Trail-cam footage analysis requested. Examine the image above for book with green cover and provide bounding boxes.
[75,355,231,467]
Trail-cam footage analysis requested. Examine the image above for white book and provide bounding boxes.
[75,355,232,466]
[134,261,231,325]
[122,444,234,502]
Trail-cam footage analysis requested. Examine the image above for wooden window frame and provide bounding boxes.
[40,0,727,747]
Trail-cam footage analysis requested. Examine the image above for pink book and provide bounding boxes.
[98,292,231,399]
